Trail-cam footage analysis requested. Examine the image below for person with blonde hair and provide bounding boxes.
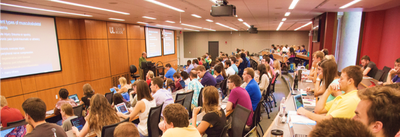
[1,95,24,127]
[72,94,120,137]
[114,77,130,94]
[146,70,154,86]
[165,78,174,92]
[60,103,78,131]
[324,55,336,62]
[192,86,226,136]
[273,60,281,76]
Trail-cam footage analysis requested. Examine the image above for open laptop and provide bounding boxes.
[293,94,314,112]
[68,94,80,104]
[115,102,129,115]
[70,117,86,131]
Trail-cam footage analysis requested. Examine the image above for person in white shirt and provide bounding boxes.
[224,60,235,76]
[150,77,174,112]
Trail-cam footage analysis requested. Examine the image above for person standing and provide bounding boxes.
[139,52,147,80]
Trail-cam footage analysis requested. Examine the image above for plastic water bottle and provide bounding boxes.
[279,97,286,122]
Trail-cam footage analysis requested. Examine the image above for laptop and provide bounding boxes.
[110,88,117,93]
[1,125,26,137]
[68,94,80,104]
[131,79,135,84]
[115,102,129,115]
[70,117,86,131]
[293,94,314,112]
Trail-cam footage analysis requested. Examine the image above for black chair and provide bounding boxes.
[382,66,391,82]
[245,101,264,137]
[101,122,121,137]
[45,114,62,123]
[374,70,384,81]
[105,92,114,105]
[262,80,273,119]
[176,90,194,118]
[219,123,231,137]
[130,65,140,81]
[7,119,26,127]
[73,104,84,117]
[174,96,185,106]
[197,88,204,107]
[147,103,164,137]
[231,104,251,137]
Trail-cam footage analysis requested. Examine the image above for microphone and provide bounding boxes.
[52,128,57,137]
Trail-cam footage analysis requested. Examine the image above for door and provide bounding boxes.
[208,41,219,62]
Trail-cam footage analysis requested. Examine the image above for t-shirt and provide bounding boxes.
[245,79,262,111]
[25,123,68,137]
[61,116,78,131]
[226,67,235,76]
[231,64,239,74]
[326,79,345,103]
[175,79,183,91]
[162,126,201,137]
[325,90,360,118]
[392,75,400,83]
[146,79,151,86]
[201,71,217,87]
[216,75,224,83]
[365,61,378,77]
[0,106,24,127]
[188,78,204,107]
[152,89,174,112]
[165,68,176,81]
[228,87,253,126]
[202,109,226,137]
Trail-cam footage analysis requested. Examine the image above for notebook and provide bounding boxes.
[68,94,80,104]
[115,102,129,115]
[70,117,86,131]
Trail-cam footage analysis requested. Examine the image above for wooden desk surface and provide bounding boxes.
[296,55,309,60]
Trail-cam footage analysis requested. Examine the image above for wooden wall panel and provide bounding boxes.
[84,40,111,80]
[6,95,25,114]
[21,76,37,94]
[23,92,38,100]
[55,17,81,39]
[80,20,107,39]
[1,78,22,97]
[127,25,144,39]
[128,40,144,69]
[37,88,59,111]
[109,40,129,75]
[35,72,64,91]
[59,40,85,84]
[107,22,127,39]
[89,77,112,95]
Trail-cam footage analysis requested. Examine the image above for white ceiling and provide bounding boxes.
[2,0,400,31]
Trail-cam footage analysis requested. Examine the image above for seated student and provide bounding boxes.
[81,83,95,110]
[72,94,120,137]
[309,118,374,137]
[112,93,131,109]
[114,122,140,137]
[230,57,239,74]
[54,88,77,116]
[60,103,78,131]
[188,70,204,107]
[321,48,329,56]
[180,71,190,89]
[146,71,154,86]
[226,75,253,127]
[360,55,379,77]
[214,64,225,83]
[117,80,156,137]
[297,66,362,122]
[195,65,217,87]
[308,51,324,82]
[262,55,275,76]
[192,86,226,137]
[165,78,174,92]
[385,58,400,84]
[23,98,67,137]
[242,68,262,111]
[257,64,270,92]
[114,77,131,94]
[160,104,201,137]
[0,95,24,127]
[192,59,199,68]
[224,60,235,76]
[151,77,174,112]
[185,60,194,73]
[300,45,307,55]
[273,60,281,76]
[353,86,400,137]
[164,63,176,81]
[173,72,183,91]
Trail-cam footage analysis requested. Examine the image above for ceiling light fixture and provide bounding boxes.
[142,16,156,20]
[0,3,92,17]
[203,28,216,31]
[184,28,200,31]
[165,20,175,23]
[294,21,312,31]
[285,12,291,16]
[181,23,202,29]
[288,0,300,9]
[238,18,243,22]
[339,0,361,9]
[243,22,250,28]
[144,0,185,12]
[49,0,129,15]
[206,19,214,22]
[282,18,287,21]
[191,14,202,18]
[137,21,148,24]
[215,22,238,31]
[276,22,284,31]
[109,18,125,21]
[156,24,181,29]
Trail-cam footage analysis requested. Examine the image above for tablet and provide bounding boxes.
[70,117,86,131]
[116,102,129,114]
[68,94,80,104]
[110,88,117,93]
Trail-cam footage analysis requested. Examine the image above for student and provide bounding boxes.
[257,64,270,92]
[235,54,243,71]
[297,66,362,122]
[112,93,130,108]
[385,58,400,84]
[309,118,374,137]
[186,60,194,73]
[54,88,77,116]
[160,104,201,137]
[308,51,324,82]
[165,78,174,92]
[288,47,296,58]
[114,77,130,94]
[151,77,174,112]
[321,48,329,56]
[192,59,199,68]
[230,57,239,74]
[173,72,183,91]
[72,94,120,137]
[114,122,140,137]
[188,70,204,107]
[23,98,67,137]
[60,103,78,131]
[181,71,190,87]
[262,55,275,76]
[195,65,217,87]
[146,70,154,86]
[214,64,225,83]
[226,75,253,127]
[0,95,24,127]
[81,83,94,110]
[353,86,400,137]
[238,53,248,76]
[300,45,307,55]
[242,68,262,111]
[164,63,176,81]
[117,80,156,137]
[360,55,379,77]
[224,60,235,76]
[273,60,281,76]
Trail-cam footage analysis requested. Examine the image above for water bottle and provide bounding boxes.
[279,97,286,122]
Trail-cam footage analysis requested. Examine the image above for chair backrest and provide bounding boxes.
[174,96,185,106]
[197,88,204,107]
[374,70,384,81]
[382,66,391,82]
[231,104,251,137]
[105,92,114,105]
[176,90,194,117]
[252,101,263,128]
[130,65,138,74]
[147,103,164,137]
[73,104,84,117]
[101,122,121,137]
[219,123,230,137]
[7,119,26,127]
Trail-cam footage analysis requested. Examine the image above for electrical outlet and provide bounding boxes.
[56,95,58,99]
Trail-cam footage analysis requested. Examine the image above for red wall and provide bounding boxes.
[360,6,400,69]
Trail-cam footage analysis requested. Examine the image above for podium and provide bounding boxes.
[141,61,156,80]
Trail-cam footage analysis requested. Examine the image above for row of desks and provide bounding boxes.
[272,53,309,63]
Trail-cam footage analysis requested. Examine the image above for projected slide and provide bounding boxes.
[163,29,175,55]
[0,13,61,79]
[145,27,162,58]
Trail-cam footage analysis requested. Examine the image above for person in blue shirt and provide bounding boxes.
[230,57,239,74]
[164,63,176,81]
[242,68,261,111]
[185,60,194,73]
[214,64,225,83]
[300,45,307,55]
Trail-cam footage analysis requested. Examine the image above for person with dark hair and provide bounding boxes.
[195,65,217,87]
[114,122,140,137]
[321,48,329,56]
[151,77,174,112]
[300,45,307,55]
[226,75,253,127]
[186,60,194,73]
[288,47,296,58]
[192,59,199,68]
[112,93,130,108]
[1,95,24,127]
[23,98,68,137]
[180,71,190,88]
[198,57,203,65]
[224,60,235,76]
[214,64,224,83]
[297,66,362,122]
[238,53,248,76]
[54,88,77,116]
[173,72,183,91]
[353,86,400,137]
[245,52,251,67]
[361,55,378,77]
[188,70,204,107]
[164,63,176,81]
[270,44,275,53]
[230,57,239,74]
[309,118,374,137]
[160,104,201,137]
[257,64,270,91]
[385,58,400,84]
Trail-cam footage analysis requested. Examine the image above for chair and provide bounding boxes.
[382,66,391,82]
[147,103,164,137]
[197,88,204,107]
[7,119,26,127]
[374,70,384,81]
[269,73,279,107]
[262,81,272,119]
[245,101,264,137]
[105,92,114,105]
[73,104,84,117]
[231,104,251,137]
[101,122,121,137]
[174,96,185,106]
[219,123,231,137]
[176,90,194,118]
[130,65,140,81]
[45,114,62,123]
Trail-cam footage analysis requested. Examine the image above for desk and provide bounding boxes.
[359,77,379,89]
[273,53,284,62]
[296,55,309,60]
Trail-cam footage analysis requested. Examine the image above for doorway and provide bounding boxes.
[208,41,219,62]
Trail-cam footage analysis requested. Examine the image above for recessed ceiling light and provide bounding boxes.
[238,18,243,22]
[288,0,300,9]
[294,21,312,31]
[137,21,148,24]
[339,0,361,9]
[243,22,250,28]
[215,22,238,31]
[144,0,185,12]
[184,28,200,32]
[165,20,175,23]
[206,19,214,22]
[191,14,202,18]
[156,24,181,29]
[109,18,125,21]
[203,28,216,31]
[282,18,287,21]
[49,0,129,15]
[142,16,156,20]
[0,3,92,17]
[285,12,291,16]
[181,23,202,29]
[276,22,284,31]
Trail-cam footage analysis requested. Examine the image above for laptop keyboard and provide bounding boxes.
[295,134,308,137]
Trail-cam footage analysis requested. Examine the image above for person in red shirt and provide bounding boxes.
[146,70,154,86]
[173,72,183,91]
[1,95,24,127]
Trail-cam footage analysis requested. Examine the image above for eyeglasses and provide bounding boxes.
[227,81,232,83]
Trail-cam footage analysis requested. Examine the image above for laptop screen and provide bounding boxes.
[110,88,117,93]
[293,94,304,110]
[1,125,26,137]
[68,94,79,104]
[70,117,86,131]
[116,103,129,114]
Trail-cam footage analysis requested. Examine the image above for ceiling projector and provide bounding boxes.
[248,25,258,34]
[210,0,236,17]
